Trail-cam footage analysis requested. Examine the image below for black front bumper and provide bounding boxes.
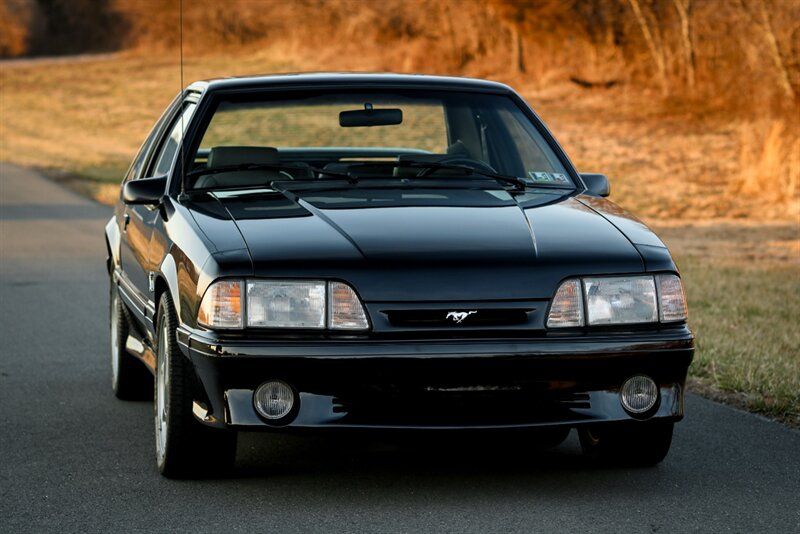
[178,328,694,431]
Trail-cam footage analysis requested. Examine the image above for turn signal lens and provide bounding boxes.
[547,279,584,328]
[197,280,243,329]
[657,274,687,322]
[329,281,369,330]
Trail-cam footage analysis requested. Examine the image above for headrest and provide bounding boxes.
[207,146,279,168]
[446,139,469,156]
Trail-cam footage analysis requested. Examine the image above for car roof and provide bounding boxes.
[188,72,516,95]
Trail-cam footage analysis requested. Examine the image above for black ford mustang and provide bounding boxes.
[106,73,693,477]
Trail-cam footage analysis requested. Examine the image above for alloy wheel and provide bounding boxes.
[155,321,170,465]
[110,289,120,387]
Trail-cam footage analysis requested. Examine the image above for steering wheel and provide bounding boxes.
[415,156,498,177]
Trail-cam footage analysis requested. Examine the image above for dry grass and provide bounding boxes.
[0,52,291,190]
[654,222,800,426]
[734,120,800,207]
[1,51,798,221]
[531,85,800,221]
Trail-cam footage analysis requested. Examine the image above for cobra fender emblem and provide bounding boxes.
[446,311,477,323]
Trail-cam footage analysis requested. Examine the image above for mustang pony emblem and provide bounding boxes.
[446,311,477,323]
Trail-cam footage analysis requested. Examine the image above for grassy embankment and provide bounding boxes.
[656,224,799,425]
[0,52,798,425]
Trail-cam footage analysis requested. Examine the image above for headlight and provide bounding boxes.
[584,276,657,325]
[198,279,369,330]
[547,274,687,328]
[247,280,326,329]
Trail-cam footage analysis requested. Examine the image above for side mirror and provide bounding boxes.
[580,173,610,197]
[123,175,167,205]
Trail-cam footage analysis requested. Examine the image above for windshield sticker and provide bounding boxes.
[527,171,570,184]
[528,171,554,183]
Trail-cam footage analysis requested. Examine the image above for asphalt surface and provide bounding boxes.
[1,162,798,533]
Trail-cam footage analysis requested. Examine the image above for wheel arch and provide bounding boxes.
[155,253,182,324]
[104,216,120,275]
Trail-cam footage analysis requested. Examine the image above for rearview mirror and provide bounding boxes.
[123,175,167,205]
[580,173,611,197]
[340,107,402,127]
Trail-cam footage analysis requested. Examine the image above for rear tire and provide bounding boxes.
[110,282,152,400]
[154,292,237,478]
[578,421,674,467]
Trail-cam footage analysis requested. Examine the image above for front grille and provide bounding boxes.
[387,308,531,328]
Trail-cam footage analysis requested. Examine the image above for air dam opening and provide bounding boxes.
[254,380,296,421]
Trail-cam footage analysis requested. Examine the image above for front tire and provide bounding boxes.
[578,421,674,467]
[110,282,152,400]
[154,292,237,478]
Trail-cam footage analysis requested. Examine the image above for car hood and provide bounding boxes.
[188,187,646,301]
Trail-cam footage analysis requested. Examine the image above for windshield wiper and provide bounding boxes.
[185,163,353,184]
[398,161,527,190]
[345,160,563,192]
[188,161,573,194]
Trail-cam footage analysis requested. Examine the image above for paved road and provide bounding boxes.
[1,162,798,533]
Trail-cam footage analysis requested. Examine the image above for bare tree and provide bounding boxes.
[672,0,695,91]
[627,0,669,93]
[734,0,796,102]
[755,1,795,101]
[485,0,526,74]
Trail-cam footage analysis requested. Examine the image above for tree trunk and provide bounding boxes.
[627,0,668,94]
[509,23,525,74]
[672,0,695,91]
[756,1,795,101]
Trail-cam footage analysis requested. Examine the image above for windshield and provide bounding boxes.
[187,90,573,190]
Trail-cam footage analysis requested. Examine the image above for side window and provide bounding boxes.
[496,105,568,176]
[124,128,160,182]
[125,93,184,182]
[150,103,197,177]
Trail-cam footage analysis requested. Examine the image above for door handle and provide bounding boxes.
[123,213,131,232]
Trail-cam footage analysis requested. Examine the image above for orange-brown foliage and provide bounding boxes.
[0,0,33,57]
[2,0,798,220]
[0,0,127,56]
[4,0,798,115]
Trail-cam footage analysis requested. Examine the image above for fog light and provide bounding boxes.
[254,381,295,420]
[620,375,658,414]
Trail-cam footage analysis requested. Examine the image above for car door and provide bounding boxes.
[118,101,196,324]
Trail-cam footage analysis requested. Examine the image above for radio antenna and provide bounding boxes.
[179,0,184,91]
[178,0,186,197]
